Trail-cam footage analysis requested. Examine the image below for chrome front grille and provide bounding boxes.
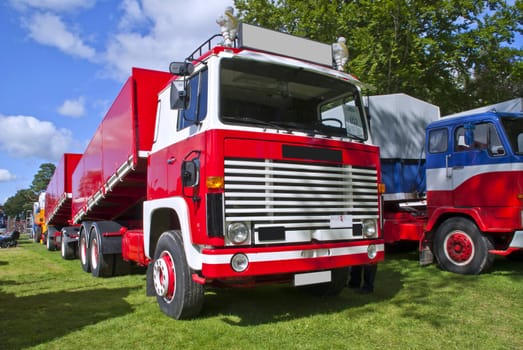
[224,158,379,244]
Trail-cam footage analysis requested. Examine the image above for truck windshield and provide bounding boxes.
[219,58,367,140]
[500,116,523,155]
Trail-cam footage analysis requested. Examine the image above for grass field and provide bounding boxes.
[1,236,522,350]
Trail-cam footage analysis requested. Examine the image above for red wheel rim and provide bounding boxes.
[81,236,87,264]
[153,251,176,302]
[444,231,474,265]
[91,238,98,270]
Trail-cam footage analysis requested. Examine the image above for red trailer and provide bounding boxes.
[71,67,172,270]
[58,22,384,319]
[43,153,81,252]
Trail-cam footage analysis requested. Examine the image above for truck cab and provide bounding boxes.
[143,23,384,318]
[424,111,523,273]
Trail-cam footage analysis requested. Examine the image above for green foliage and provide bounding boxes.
[3,163,55,217]
[234,0,523,115]
[3,189,35,217]
[30,163,56,194]
[1,241,523,349]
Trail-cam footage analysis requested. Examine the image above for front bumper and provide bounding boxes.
[200,240,384,279]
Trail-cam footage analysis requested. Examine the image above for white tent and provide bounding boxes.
[443,97,523,118]
[367,93,440,159]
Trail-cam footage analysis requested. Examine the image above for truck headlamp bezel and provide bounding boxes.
[226,222,250,245]
[362,219,377,238]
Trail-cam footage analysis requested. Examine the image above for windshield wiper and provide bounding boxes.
[236,116,293,133]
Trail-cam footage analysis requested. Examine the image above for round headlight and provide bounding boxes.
[226,222,249,245]
[362,219,377,238]
[367,244,377,259]
[231,253,249,272]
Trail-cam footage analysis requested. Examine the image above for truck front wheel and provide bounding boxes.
[434,217,494,274]
[153,231,204,319]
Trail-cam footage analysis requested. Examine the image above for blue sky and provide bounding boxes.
[0,0,232,204]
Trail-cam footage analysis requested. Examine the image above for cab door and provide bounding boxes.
[425,126,454,208]
[450,122,508,207]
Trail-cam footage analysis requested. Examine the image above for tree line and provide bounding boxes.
[234,0,523,115]
[2,163,55,218]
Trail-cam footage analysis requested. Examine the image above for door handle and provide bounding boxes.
[167,156,176,165]
[445,154,452,178]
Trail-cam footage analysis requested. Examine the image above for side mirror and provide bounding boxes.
[182,159,199,187]
[169,62,194,76]
[170,81,188,109]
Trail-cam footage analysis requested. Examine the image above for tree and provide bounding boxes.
[3,189,35,217]
[234,0,523,115]
[3,163,56,217]
[30,163,56,194]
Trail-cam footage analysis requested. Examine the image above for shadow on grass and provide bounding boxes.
[0,281,139,350]
[201,266,404,326]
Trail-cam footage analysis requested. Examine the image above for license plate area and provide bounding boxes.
[293,270,331,286]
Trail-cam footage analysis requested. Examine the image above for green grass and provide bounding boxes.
[1,237,522,350]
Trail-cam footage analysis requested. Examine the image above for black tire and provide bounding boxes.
[89,226,114,277]
[33,227,41,243]
[46,227,58,251]
[152,231,204,319]
[61,233,76,260]
[300,267,350,297]
[79,227,91,273]
[434,217,494,274]
[45,232,52,251]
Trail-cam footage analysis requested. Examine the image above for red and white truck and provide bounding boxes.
[373,95,523,274]
[43,153,82,253]
[50,22,384,319]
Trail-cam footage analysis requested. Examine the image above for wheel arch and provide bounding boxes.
[149,208,181,259]
[143,197,202,271]
[426,208,486,241]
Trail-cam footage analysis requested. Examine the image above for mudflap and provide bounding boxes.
[146,262,155,296]
[419,232,434,266]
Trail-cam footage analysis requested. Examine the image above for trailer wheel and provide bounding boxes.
[33,226,41,243]
[300,267,349,297]
[153,231,204,319]
[89,228,114,277]
[61,233,75,260]
[46,227,58,251]
[79,231,91,273]
[434,217,494,274]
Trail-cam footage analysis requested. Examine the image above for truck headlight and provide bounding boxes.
[231,253,249,272]
[362,219,377,238]
[226,222,250,245]
[367,244,377,259]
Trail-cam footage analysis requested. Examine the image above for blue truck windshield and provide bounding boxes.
[501,116,523,155]
[219,58,367,140]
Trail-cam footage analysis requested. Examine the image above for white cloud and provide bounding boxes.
[0,170,16,182]
[10,0,95,13]
[103,0,233,80]
[0,114,74,161]
[58,97,86,118]
[24,12,97,60]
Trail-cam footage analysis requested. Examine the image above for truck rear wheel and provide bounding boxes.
[153,231,204,319]
[89,226,114,277]
[300,267,349,296]
[79,230,91,273]
[434,217,494,274]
